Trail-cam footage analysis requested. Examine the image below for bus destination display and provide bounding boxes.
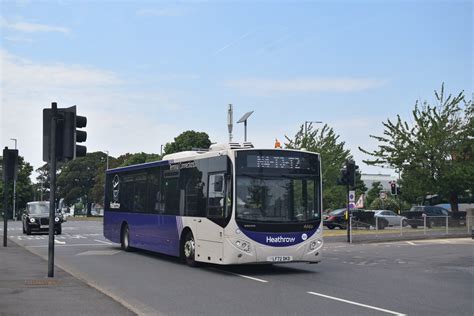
[247,155,308,169]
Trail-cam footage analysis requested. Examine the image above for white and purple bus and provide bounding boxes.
[104,143,323,266]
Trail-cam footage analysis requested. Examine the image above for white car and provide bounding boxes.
[373,210,407,226]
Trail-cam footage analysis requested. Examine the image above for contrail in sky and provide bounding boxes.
[213,31,253,56]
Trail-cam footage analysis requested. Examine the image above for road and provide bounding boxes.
[4,220,473,316]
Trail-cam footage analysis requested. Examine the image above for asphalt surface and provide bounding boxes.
[0,226,134,316]
[1,220,473,316]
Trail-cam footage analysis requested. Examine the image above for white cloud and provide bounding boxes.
[1,18,70,34]
[136,8,186,17]
[225,78,387,96]
[1,50,122,88]
[3,36,35,43]
[0,50,183,174]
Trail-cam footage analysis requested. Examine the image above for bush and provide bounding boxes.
[369,197,399,211]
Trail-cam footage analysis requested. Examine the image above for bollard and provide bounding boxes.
[375,216,378,236]
[446,216,448,235]
[423,215,426,235]
[349,217,353,244]
[468,218,474,239]
[400,217,403,236]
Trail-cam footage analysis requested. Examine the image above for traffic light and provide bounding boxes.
[43,108,54,162]
[337,166,348,185]
[43,104,87,162]
[2,147,18,181]
[337,159,359,188]
[346,159,357,188]
[62,106,87,160]
[390,182,397,195]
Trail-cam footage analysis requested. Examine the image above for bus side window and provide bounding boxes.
[208,173,225,218]
[163,169,180,215]
[148,168,163,214]
[183,168,202,217]
[120,174,135,212]
[225,175,232,219]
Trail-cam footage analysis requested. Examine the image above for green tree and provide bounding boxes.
[164,130,211,155]
[35,162,65,202]
[369,197,399,211]
[285,124,366,209]
[35,164,50,201]
[88,152,162,205]
[360,85,473,211]
[57,152,108,215]
[117,152,161,167]
[365,181,383,208]
[0,155,34,219]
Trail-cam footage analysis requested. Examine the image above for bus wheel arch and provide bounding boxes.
[180,228,198,267]
[121,222,132,252]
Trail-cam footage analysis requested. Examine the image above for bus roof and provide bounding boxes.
[106,143,319,174]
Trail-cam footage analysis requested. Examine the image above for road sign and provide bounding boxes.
[348,190,356,209]
[349,191,355,202]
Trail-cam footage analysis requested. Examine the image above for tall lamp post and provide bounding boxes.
[10,138,17,220]
[105,151,109,170]
[237,111,254,142]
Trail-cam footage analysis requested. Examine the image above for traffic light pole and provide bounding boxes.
[48,102,58,278]
[3,178,8,247]
[346,182,351,243]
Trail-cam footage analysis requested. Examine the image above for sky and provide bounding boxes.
[1,0,472,180]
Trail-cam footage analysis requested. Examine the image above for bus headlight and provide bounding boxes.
[309,239,322,250]
[235,240,250,252]
[29,218,36,223]
[54,217,60,222]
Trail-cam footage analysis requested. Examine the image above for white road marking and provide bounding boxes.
[406,241,417,245]
[77,250,120,256]
[26,243,110,248]
[231,273,269,283]
[54,239,66,244]
[208,267,269,283]
[94,239,113,245]
[307,292,406,316]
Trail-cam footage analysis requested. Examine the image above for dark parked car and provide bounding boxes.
[323,209,348,229]
[403,206,466,228]
[22,201,63,235]
[324,208,389,230]
[323,208,380,229]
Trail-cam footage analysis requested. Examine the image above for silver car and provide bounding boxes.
[373,210,408,226]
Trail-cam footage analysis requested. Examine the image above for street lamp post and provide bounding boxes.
[105,151,109,170]
[10,138,17,220]
[237,111,254,142]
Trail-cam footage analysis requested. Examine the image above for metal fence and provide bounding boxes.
[345,215,473,243]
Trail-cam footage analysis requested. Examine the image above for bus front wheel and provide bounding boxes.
[183,231,198,267]
[121,224,131,252]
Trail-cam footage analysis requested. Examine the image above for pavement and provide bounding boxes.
[0,239,135,316]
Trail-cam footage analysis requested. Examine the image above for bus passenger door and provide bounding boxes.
[193,173,225,264]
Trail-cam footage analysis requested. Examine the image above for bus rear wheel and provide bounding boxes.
[183,231,198,267]
[121,224,131,252]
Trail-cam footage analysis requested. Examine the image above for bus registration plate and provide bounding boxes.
[267,256,293,262]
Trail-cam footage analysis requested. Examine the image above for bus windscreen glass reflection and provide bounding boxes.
[236,176,319,223]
